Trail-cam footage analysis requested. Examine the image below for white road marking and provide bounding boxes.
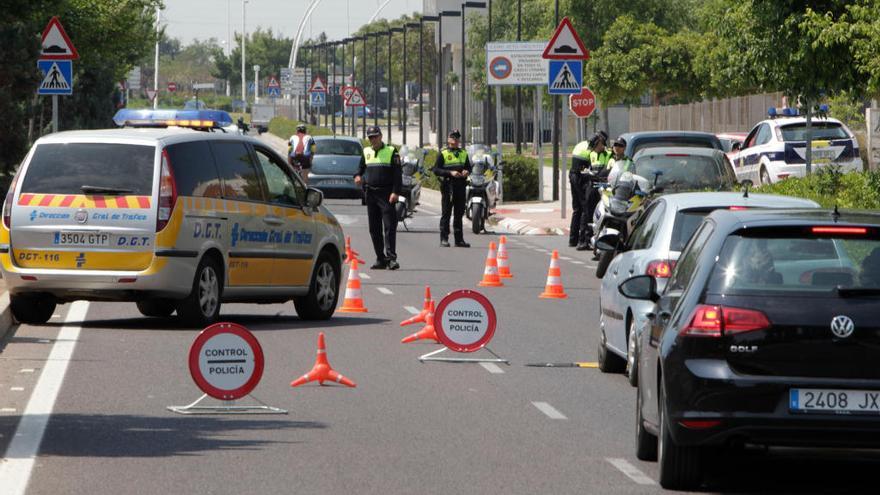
[531,401,567,420]
[479,363,505,374]
[10,387,24,392]
[0,301,89,495]
[19,369,35,374]
[560,256,573,260]
[360,273,371,280]
[404,306,420,315]
[571,261,585,265]
[586,265,597,269]
[1,408,16,413]
[606,458,656,485]
[377,287,393,295]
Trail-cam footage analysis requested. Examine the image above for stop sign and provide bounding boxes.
[569,87,596,118]
[167,81,177,92]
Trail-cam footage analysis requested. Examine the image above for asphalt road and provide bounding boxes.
[1,199,878,494]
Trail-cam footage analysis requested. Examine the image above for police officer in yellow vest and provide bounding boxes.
[577,133,614,250]
[432,129,472,248]
[569,138,593,247]
[354,125,402,269]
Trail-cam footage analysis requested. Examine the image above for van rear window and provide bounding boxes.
[21,143,155,195]
[780,123,848,141]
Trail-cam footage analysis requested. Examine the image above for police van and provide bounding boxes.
[1,109,345,326]
[731,107,863,185]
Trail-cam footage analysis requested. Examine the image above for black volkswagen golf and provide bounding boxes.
[619,208,880,489]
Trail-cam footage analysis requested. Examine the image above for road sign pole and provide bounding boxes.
[52,95,58,133]
[495,86,502,164]
[535,89,543,202]
[561,108,567,219]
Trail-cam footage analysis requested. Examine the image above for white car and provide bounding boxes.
[597,192,819,386]
[730,112,863,185]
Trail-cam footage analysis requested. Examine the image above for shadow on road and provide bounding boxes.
[0,413,324,459]
[59,315,391,332]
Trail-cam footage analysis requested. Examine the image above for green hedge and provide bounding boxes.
[501,154,539,202]
[268,117,334,140]
[754,167,880,209]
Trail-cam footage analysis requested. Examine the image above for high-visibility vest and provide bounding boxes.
[590,149,613,169]
[441,148,468,165]
[364,145,396,166]
[572,141,591,159]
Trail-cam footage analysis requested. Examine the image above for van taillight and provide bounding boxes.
[646,260,675,278]
[3,172,20,229]
[157,149,177,232]
[680,304,770,338]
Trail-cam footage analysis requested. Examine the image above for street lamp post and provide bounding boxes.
[461,2,486,143]
[372,32,380,128]
[241,0,247,107]
[362,35,368,137]
[438,10,461,149]
[389,28,403,141]
[403,23,419,145]
[418,16,439,148]
[324,42,330,128]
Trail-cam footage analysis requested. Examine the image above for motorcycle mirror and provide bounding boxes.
[595,233,620,252]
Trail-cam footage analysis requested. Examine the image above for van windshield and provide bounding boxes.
[21,143,155,195]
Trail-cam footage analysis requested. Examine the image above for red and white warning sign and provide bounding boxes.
[40,16,79,60]
[433,290,497,353]
[345,87,367,107]
[188,322,265,400]
[542,17,589,60]
[309,76,327,93]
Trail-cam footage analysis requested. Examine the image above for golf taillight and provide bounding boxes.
[2,172,19,229]
[646,260,675,278]
[157,149,177,232]
[681,305,770,338]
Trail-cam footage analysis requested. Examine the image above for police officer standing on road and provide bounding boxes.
[576,133,614,251]
[354,126,402,270]
[432,129,472,248]
[569,138,593,247]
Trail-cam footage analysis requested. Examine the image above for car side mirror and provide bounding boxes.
[731,142,741,152]
[306,187,323,209]
[595,233,620,252]
[618,275,659,302]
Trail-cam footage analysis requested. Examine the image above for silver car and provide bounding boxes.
[597,191,819,385]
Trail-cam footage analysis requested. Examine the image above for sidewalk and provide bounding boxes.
[490,164,572,236]
[0,277,13,342]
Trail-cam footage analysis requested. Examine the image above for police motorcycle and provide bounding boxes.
[396,145,425,229]
[591,170,662,278]
[465,144,500,234]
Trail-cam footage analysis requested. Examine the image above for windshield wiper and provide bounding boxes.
[81,185,135,195]
[834,287,880,298]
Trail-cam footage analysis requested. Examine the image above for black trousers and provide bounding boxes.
[439,179,467,242]
[579,180,601,244]
[366,186,397,262]
[569,172,585,244]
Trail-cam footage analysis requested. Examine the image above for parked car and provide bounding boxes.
[629,147,739,192]
[618,131,723,159]
[597,191,819,386]
[730,111,863,185]
[334,106,374,119]
[307,136,364,200]
[621,208,880,489]
[716,132,748,160]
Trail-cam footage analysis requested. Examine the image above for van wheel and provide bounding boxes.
[177,256,222,328]
[136,299,176,318]
[294,252,340,320]
[760,166,772,186]
[10,294,56,325]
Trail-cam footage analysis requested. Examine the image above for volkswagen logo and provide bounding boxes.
[74,209,88,224]
[830,315,855,339]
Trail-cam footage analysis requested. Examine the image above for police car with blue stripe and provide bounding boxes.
[731,106,863,186]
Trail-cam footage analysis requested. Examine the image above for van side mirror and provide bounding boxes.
[306,187,323,209]
[618,275,660,302]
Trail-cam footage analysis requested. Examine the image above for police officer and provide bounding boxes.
[606,136,634,186]
[432,129,472,248]
[576,133,614,251]
[354,126,402,270]
[569,139,593,247]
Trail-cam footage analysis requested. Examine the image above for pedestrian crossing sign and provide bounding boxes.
[547,60,582,95]
[309,91,326,107]
[37,59,73,95]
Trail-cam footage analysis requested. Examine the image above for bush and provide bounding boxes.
[501,154,539,202]
[268,117,333,140]
[754,168,880,209]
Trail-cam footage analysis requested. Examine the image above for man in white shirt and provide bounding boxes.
[288,124,315,183]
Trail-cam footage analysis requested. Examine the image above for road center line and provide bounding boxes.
[571,260,584,265]
[377,287,393,295]
[0,301,89,495]
[404,306,420,315]
[531,401,567,420]
[360,273,371,280]
[606,458,656,485]
[479,363,505,374]
[560,256,573,260]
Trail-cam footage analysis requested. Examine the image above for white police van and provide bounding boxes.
[731,107,863,185]
[1,109,345,326]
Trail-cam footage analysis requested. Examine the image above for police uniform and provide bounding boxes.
[569,140,592,246]
[432,142,472,247]
[577,147,614,249]
[356,127,402,269]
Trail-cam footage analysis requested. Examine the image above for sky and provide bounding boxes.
[162,0,422,48]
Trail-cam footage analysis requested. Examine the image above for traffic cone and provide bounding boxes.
[344,236,365,265]
[401,301,439,343]
[497,235,513,278]
[290,332,357,388]
[400,285,433,326]
[478,241,504,287]
[338,259,369,313]
[539,250,568,299]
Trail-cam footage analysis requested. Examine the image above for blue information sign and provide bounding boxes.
[547,60,582,95]
[309,92,326,107]
[37,59,73,95]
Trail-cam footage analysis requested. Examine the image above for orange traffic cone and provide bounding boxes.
[338,259,369,313]
[400,285,433,326]
[539,250,568,299]
[497,235,513,278]
[401,301,439,343]
[478,241,504,287]
[290,332,357,388]
[344,236,365,265]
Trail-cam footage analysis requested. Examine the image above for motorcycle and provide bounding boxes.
[465,144,500,234]
[591,171,662,278]
[396,145,425,229]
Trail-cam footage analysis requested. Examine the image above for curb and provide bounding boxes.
[489,216,565,236]
[0,292,14,342]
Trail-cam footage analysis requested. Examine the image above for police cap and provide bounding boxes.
[613,137,627,148]
[366,125,382,137]
[448,129,461,139]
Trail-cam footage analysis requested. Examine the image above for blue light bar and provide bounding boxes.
[112,109,233,128]
[768,107,777,118]
[818,104,829,113]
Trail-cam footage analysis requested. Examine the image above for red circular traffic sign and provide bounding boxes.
[489,56,512,80]
[188,322,264,400]
[569,87,596,118]
[433,290,497,353]
[167,81,177,92]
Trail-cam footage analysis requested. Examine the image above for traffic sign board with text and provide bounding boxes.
[188,322,265,401]
[433,290,497,353]
[486,42,549,86]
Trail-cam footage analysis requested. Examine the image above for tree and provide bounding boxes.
[214,28,292,96]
